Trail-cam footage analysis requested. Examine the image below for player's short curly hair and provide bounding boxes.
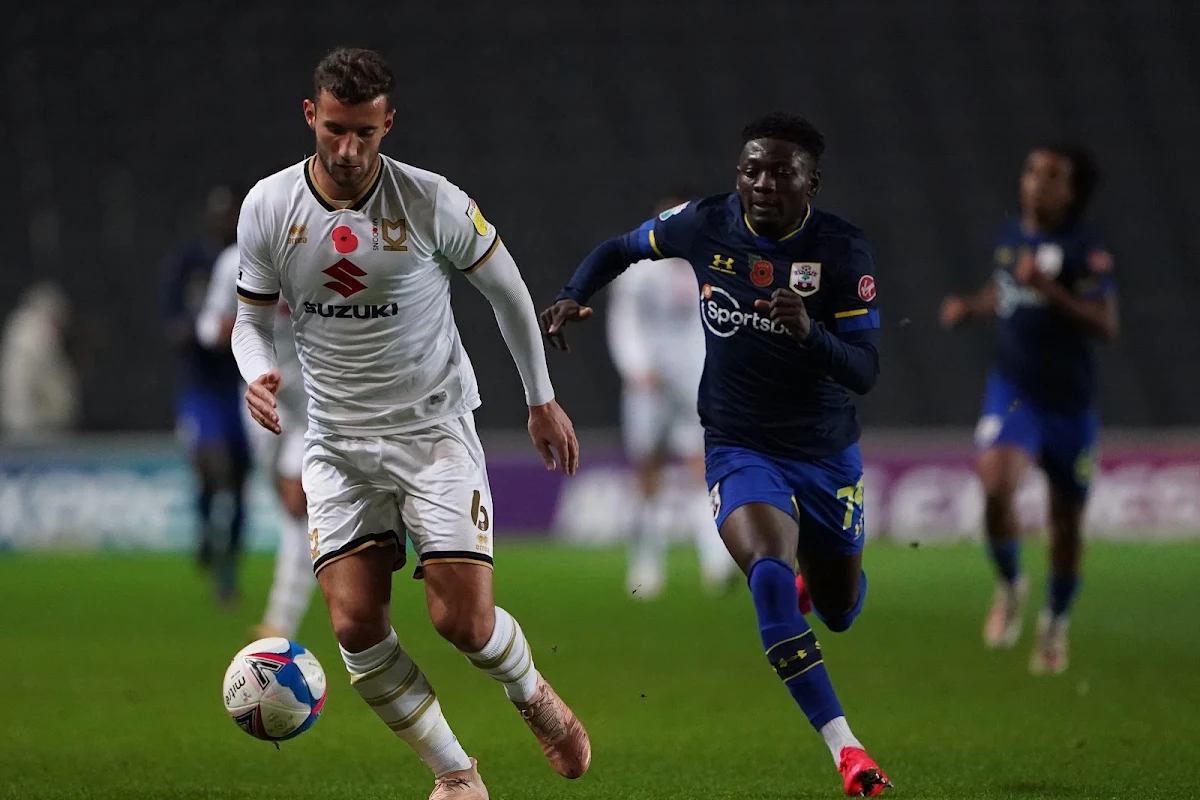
[313,47,396,106]
[741,113,826,162]
[1035,140,1100,218]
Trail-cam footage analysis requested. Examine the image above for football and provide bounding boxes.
[222,637,327,742]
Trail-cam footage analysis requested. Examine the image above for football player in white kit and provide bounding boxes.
[197,239,316,642]
[230,48,589,800]
[607,195,737,599]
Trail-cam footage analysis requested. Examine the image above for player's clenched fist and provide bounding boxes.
[754,290,812,343]
[527,399,580,475]
[246,369,283,435]
[538,299,593,353]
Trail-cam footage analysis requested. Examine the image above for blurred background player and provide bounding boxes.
[940,142,1117,675]
[196,237,316,641]
[542,113,889,797]
[160,184,251,605]
[1,281,80,439]
[607,192,737,599]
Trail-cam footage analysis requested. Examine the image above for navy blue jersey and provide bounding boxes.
[991,218,1115,412]
[559,194,880,459]
[160,238,243,395]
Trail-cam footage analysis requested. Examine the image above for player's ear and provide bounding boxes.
[382,108,395,137]
[303,99,317,131]
[808,168,822,199]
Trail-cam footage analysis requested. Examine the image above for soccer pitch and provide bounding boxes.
[2,540,1197,800]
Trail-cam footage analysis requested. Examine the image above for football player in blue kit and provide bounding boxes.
[161,183,252,605]
[940,143,1117,675]
[540,113,890,797]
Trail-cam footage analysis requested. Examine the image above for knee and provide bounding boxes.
[195,448,233,488]
[329,604,390,654]
[813,591,858,633]
[732,538,794,578]
[981,474,1017,507]
[981,479,1018,534]
[818,605,855,633]
[813,573,867,634]
[429,600,495,653]
[1050,512,1082,542]
[978,452,1025,504]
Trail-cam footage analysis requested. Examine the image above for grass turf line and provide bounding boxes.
[0,541,1197,799]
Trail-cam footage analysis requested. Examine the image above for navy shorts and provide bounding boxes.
[705,444,866,555]
[976,371,1099,497]
[177,389,249,456]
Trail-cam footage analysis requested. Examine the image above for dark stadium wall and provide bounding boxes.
[1,0,1197,431]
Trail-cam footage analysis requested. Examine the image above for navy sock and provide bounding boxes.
[988,539,1021,584]
[748,557,844,730]
[1047,573,1080,617]
[195,486,215,562]
[197,486,214,525]
[229,490,246,556]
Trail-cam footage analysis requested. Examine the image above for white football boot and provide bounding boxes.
[1029,610,1070,675]
[428,758,488,800]
[983,576,1028,649]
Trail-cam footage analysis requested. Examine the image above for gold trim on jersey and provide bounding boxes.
[419,557,495,569]
[649,229,665,258]
[834,308,870,319]
[461,236,501,274]
[743,204,812,241]
[304,156,384,213]
[312,531,403,576]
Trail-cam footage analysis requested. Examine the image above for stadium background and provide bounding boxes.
[2,0,1197,549]
[3,0,1199,432]
[3,4,1200,800]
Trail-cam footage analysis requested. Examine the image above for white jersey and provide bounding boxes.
[235,155,499,437]
[606,257,706,387]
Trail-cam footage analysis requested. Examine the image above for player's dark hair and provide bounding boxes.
[1036,140,1100,218]
[313,47,396,106]
[741,113,826,162]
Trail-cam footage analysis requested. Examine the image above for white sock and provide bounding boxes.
[820,716,864,763]
[262,513,316,637]
[341,629,471,777]
[464,607,539,703]
[627,493,667,583]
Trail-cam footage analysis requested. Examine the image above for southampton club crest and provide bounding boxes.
[789,262,821,297]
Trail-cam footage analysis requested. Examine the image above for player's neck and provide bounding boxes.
[745,203,812,241]
[311,155,379,203]
[1021,209,1069,236]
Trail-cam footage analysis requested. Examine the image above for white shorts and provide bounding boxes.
[621,381,704,463]
[246,391,307,480]
[303,412,494,577]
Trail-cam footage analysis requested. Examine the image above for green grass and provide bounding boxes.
[1,541,1198,799]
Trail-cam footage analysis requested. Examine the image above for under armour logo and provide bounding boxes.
[709,254,735,273]
[323,259,367,298]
